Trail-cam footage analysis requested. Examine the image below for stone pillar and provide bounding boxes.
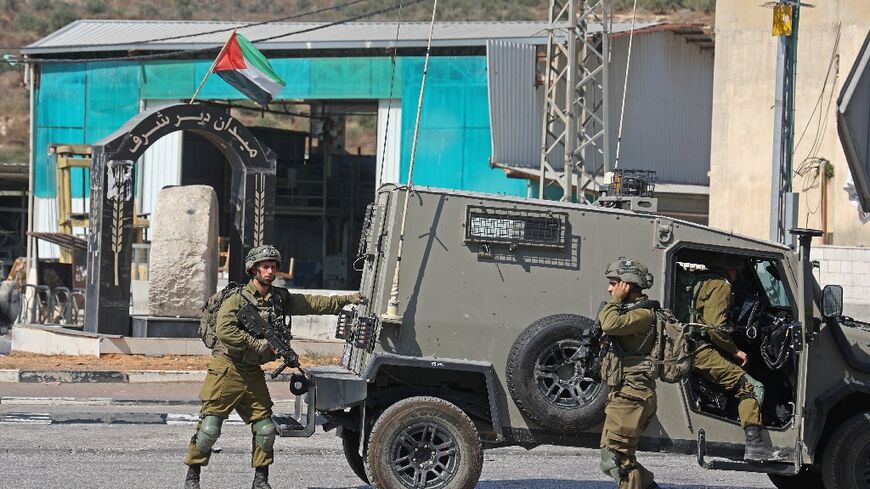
[147,186,219,317]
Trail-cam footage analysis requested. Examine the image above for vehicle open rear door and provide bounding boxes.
[837,30,870,213]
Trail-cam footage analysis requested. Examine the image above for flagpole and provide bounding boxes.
[189,29,237,104]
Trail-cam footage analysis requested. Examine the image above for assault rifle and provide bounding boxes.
[237,303,300,379]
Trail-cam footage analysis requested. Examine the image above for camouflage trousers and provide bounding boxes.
[693,346,762,428]
[599,376,657,489]
[184,355,275,468]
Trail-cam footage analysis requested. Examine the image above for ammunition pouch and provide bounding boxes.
[600,349,623,387]
[599,347,655,387]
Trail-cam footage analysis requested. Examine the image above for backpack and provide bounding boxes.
[653,308,693,383]
[200,282,245,349]
[598,302,693,386]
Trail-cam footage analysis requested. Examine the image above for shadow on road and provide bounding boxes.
[309,481,747,489]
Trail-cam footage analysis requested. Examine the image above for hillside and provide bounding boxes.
[0,0,714,165]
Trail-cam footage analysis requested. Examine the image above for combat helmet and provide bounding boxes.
[245,245,282,275]
[605,257,654,290]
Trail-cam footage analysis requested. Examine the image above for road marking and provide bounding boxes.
[0,412,51,424]
[166,413,244,425]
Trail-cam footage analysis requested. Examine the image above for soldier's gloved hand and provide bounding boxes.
[254,338,271,355]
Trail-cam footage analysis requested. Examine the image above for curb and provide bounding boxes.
[0,396,202,406]
[0,369,297,384]
[0,369,18,383]
[0,409,315,426]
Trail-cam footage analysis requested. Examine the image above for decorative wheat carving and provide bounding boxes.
[111,197,123,285]
[254,174,265,247]
[106,161,134,286]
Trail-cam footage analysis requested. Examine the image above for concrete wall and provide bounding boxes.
[710,0,870,245]
[813,245,870,320]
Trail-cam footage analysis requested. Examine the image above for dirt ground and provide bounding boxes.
[0,351,340,371]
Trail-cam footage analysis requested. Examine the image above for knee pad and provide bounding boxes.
[253,418,277,454]
[735,373,765,406]
[743,373,765,406]
[195,415,223,454]
[599,448,624,482]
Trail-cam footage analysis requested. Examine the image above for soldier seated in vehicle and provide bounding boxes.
[598,257,661,489]
[689,255,783,461]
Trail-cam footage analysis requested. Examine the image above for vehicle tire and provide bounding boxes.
[506,314,608,432]
[768,467,823,489]
[821,411,870,489]
[341,427,369,484]
[365,396,483,489]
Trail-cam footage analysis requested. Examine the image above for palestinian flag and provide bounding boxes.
[214,32,286,107]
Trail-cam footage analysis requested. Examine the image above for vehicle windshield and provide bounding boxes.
[753,260,791,308]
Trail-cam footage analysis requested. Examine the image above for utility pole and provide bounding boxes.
[539,0,611,202]
[769,1,811,246]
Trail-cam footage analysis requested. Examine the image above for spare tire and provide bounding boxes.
[506,314,608,432]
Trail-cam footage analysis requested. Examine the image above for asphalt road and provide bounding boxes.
[0,421,775,489]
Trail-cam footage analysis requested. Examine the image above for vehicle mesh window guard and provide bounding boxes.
[465,206,567,248]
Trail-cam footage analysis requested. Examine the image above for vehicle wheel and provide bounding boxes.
[365,396,483,489]
[341,427,369,484]
[506,314,608,432]
[768,466,823,489]
[822,411,870,489]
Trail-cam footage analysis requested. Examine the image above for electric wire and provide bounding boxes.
[94,0,367,47]
[792,23,840,225]
[0,0,367,55]
[13,0,425,65]
[377,0,405,187]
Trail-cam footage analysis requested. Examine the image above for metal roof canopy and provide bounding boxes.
[838,29,870,213]
[22,20,658,55]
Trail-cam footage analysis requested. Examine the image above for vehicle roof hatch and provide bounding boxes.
[837,30,870,213]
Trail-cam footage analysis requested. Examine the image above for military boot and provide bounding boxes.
[184,464,201,489]
[252,466,272,489]
[744,426,787,462]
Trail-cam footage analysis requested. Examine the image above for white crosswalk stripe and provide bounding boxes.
[0,412,52,424]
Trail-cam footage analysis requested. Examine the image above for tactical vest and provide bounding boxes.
[600,299,659,387]
[673,270,728,323]
[600,299,694,386]
[200,284,288,367]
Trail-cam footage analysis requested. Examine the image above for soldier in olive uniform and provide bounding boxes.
[183,245,362,489]
[598,257,661,489]
[690,256,779,461]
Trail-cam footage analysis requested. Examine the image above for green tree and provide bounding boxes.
[49,3,79,32]
[12,13,48,35]
[84,0,108,14]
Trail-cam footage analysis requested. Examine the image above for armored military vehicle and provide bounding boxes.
[277,31,870,489]
[280,178,868,489]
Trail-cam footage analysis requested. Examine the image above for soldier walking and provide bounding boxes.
[690,256,779,461]
[183,245,362,489]
[598,257,661,489]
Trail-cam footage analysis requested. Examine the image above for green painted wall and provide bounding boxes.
[33,56,526,198]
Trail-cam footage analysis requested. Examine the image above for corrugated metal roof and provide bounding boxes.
[22,20,661,55]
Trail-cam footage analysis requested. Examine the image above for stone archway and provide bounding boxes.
[85,103,276,335]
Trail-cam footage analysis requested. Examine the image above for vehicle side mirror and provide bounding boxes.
[822,285,843,319]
